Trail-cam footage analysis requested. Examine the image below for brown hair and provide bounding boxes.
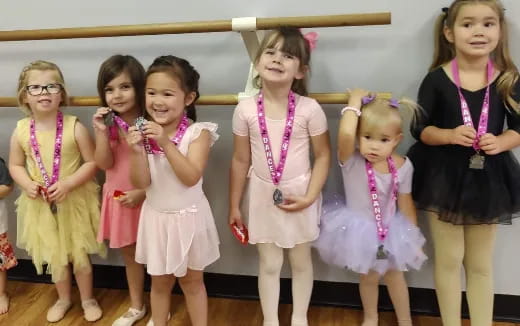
[17,60,69,116]
[253,26,311,96]
[97,54,146,116]
[145,55,200,122]
[431,0,519,112]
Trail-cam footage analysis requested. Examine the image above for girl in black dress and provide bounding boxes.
[407,1,520,325]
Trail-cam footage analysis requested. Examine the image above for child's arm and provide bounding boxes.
[420,125,476,147]
[48,121,97,202]
[92,107,114,170]
[0,185,13,199]
[479,130,520,155]
[338,89,370,164]
[278,131,331,211]
[127,126,151,189]
[228,134,251,227]
[8,128,40,199]
[397,193,418,225]
[161,130,211,187]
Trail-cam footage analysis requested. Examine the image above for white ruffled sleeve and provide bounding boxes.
[189,122,219,147]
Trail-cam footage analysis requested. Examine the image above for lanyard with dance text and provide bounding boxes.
[135,113,189,154]
[365,157,399,260]
[256,90,296,205]
[451,59,494,169]
[29,111,64,214]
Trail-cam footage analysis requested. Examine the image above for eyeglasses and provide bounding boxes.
[25,83,63,96]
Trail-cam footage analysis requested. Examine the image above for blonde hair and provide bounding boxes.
[17,60,69,116]
[359,96,422,135]
[253,26,311,96]
[431,0,519,113]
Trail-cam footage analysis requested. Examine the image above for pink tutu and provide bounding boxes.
[314,203,427,275]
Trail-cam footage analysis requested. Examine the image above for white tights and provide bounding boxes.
[257,242,313,326]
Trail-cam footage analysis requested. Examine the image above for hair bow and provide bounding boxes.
[303,31,318,51]
[388,98,400,108]
[361,94,376,105]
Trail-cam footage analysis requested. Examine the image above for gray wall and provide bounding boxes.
[1,0,519,294]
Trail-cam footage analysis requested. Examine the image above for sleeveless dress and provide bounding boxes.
[15,114,106,282]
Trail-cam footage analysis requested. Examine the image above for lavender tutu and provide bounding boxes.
[314,203,427,275]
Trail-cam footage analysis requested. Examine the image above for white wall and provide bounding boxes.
[1,0,519,294]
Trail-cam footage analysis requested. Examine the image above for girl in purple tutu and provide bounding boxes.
[314,89,427,326]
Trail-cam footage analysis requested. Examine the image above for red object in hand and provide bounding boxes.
[230,223,249,245]
[113,190,126,200]
[38,185,49,202]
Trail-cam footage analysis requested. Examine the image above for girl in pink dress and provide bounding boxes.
[92,55,148,326]
[127,55,220,326]
[229,27,331,326]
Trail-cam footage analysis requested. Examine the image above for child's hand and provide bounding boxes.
[141,121,170,148]
[229,208,244,228]
[126,126,144,152]
[347,88,371,108]
[92,107,111,133]
[479,133,502,155]
[277,195,313,212]
[450,125,476,147]
[48,179,73,203]
[118,189,146,208]
[24,181,40,199]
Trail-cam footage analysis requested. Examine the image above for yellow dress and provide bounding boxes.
[15,114,106,282]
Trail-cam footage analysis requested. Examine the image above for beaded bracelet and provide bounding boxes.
[340,106,361,116]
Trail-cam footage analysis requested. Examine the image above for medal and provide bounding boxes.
[376,244,388,260]
[451,59,493,170]
[469,153,485,169]
[256,91,296,205]
[103,110,115,126]
[273,188,284,205]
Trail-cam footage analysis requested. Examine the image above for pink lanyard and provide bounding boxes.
[256,90,296,185]
[139,113,189,154]
[29,111,64,188]
[451,59,494,151]
[365,157,399,243]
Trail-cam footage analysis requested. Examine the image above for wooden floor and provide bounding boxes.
[0,281,517,326]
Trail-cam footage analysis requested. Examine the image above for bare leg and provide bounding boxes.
[178,269,208,326]
[120,244,145,310]
[150,274,176,326]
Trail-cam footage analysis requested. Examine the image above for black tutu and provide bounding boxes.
[407,143,520,225]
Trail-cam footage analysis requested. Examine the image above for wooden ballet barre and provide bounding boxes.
[0,13,390,41]
[0,93,391,107]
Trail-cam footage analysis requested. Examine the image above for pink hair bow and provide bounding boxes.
[303,31,318,51]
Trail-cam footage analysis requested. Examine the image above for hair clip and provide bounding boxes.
[388,98,400,109]
[361,94,376,106]
[441,7,449,14]
[302,31,318,51]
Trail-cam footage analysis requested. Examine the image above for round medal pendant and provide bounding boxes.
[273,188,284,205]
